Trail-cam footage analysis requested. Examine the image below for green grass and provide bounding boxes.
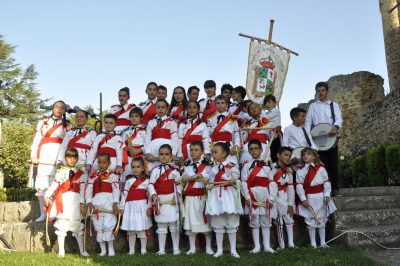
[0,246,380,266]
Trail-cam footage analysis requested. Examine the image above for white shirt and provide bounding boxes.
[305,100,342,131]
[264,107,281,127]
[282,124,317,150]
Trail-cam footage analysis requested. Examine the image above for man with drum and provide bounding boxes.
[305,82,343,194]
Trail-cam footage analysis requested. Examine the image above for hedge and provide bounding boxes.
[350,155,369,187]
[0,188,36,202]
[366,145,387,186]
[385,144,400,179]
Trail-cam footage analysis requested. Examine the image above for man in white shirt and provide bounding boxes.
[305,82,342,192]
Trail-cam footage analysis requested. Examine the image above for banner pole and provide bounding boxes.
[267,19,275,44]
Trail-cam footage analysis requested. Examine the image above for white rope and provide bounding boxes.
[326,230,400,250]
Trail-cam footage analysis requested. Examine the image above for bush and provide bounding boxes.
[339,155,353,188]
[0,187,36,202]
[0,121,35,188]
[351,155,369,187]
[385,144,400,179]
[366,145,387,186]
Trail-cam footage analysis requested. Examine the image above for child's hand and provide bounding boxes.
[151,194,158,203]
[146,208,153,216]
[287,206,294,217]
[44,197,52,207]
[301,200,309,208]
[229,179,237,185]
[85,164,92,173]
[266,200,274,209]
[146,153,154,162]
[119,209,124,216]
[87,202,95,212]
[324,196,331,203]
[31,157,39,164]
[56,163,63,169]
[112,203,119,215]
[230,145,238,155]
[115,166,123,175]
[80,203,87,216]
[274,125,282,132]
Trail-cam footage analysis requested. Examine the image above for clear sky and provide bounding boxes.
[0,0,388,126]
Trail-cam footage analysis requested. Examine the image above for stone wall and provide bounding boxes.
[299,71,400,156]
[380,0,400,91]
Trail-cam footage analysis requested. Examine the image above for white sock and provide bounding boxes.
[319,227,326,246]
[261,228,271,250]
[205,233,213,254]
[140,237,147,254]
[158,233,167,254]
[57,235,65,256]
[36,196,46,221]
[286,224,294,247]
[251,228,260,252]
[215,233,224,255]
[75,235,84,252]
[108,241,115,256]
[228,232,237,254]
[171,230,180,253]
[99,242,106,255]
[308,227,317,247]
[188,234,196,252]
[128,234,136,253]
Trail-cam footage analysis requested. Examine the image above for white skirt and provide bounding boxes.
[121,199,152,231]
[297,193,336,219]
[155,193,179,223]
[206,186,243,215]
[184,196,211,233]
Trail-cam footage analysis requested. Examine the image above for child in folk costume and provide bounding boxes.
[148,144,182,255]
[241,102,272,164]
[31,100,70,222]
[44,148,88,257]
[57,110,97,169]
[177,101,211,162]
[144,99,179,171]
[138,82,158,125]
[187,85,200,102]
[86,153,120,256]
[157,85,168,101]
[86,114,124,175]
[119,158,152,255]
[206,142,243,258]
[228,86,246,117]
[269,146,295,249]
[241,139,278,253]
[182,141,213,255]
[121,107,146,181]
[109,87,136,132]
[168,86,187,124]
[296,148,336,248]
[199,80,217,122]
[207,95,241,165]
[263,95,282,163]
[221,83,234,105]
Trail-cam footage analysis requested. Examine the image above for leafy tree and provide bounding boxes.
[0,35,47,122]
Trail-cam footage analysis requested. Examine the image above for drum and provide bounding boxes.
[311,123,339,151]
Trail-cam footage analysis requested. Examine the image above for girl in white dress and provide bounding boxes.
[119,158,152,255]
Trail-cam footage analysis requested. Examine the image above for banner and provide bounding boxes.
[245,41,290,104]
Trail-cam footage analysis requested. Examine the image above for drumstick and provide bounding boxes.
[242,126,275,131]
[262,130,276,162]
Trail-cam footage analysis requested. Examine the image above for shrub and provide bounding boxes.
[0,187,36,202]
[351,155,369,187]
[366,145,387,186]
[0,121,34,188]
[385,144,400,179]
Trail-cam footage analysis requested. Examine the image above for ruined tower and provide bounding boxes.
[380,0,400,91]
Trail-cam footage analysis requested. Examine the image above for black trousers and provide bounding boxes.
[270,136,281,163]
[318,146,339,190]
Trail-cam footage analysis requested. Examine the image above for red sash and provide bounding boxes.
[37,123,64,159]
[151,119,172,140]
[214,166,234,197]
[273,167,288,191]
[233,106,241,115]
[114,104,134,118]
[126,177,147,201]
[211,116,232,142]
[154,167,175,195]
[97,134,117,157]
[247,164,270,209]
[182,120,203,159]
[185,164,207,196]
[171,104,184,120]
[142,102,156,125]
[303,164,323,195]
[54,171,83,215]
[124,128,144,160]
[68,131,91,150]
[93,178,113,196]
[202,100,216,122]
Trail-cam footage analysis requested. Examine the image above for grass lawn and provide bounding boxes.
[0,245,380,266]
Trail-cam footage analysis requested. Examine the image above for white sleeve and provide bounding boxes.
[79,173,87,204]
[305,104,313,131]
[86,136,99,166]
[334,103,343,128]
[202,124,211,155]
[268,181,278,202]
[111,176,120,203]
[321,168,332,197]
[148,170,157,197]
[119,180,130,209]
[287,173,295,206]
[170,121,179,156]
[44,172,61,198]
[57,133,71,164]
[115,136,124,167]
[232,121,241,148]
[295,172,307,202]
[144,122,153,154]
[177,124,184,158]
[85,178,94,203]
[307,128,318,150]
[240,164,250,200]
[30,121,43,160]
[282,127,290,147]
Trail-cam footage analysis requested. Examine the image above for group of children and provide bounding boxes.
[32,80,337,258]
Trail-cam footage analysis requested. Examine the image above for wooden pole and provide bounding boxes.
[238,33,299,56]
[268,19,275,44]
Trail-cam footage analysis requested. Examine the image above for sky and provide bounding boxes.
[0,0,389,126]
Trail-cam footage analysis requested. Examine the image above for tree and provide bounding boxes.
[0,35,47,122]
